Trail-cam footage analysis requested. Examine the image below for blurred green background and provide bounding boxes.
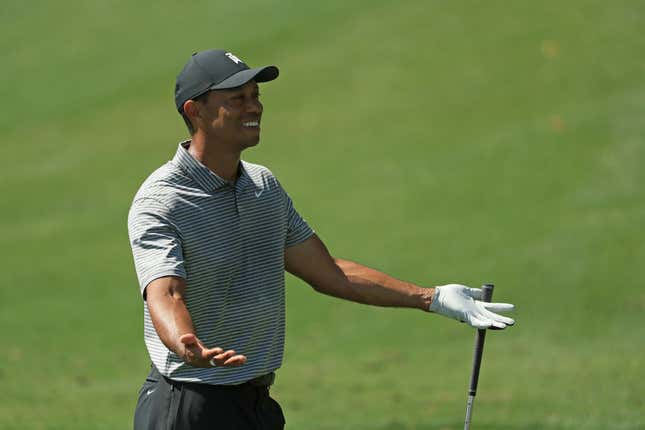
[1,0,644,428]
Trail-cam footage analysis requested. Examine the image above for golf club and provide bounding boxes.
[463,283,495,430]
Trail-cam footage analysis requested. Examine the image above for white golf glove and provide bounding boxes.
[429,284,515,329]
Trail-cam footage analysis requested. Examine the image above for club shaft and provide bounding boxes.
[464,395,475,429]
[464,283,494,430]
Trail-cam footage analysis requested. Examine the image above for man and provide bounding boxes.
[127,49,515,430]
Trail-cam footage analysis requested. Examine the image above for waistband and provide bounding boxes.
[171,373,275,391]
[151,364,275,389]
[246,372,276,387]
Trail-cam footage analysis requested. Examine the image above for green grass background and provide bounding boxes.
[1,0,644,428]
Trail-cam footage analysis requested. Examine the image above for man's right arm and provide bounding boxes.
[146,276,247,368]
[129,197,245,367]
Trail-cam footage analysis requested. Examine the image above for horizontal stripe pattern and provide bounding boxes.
[128,141,313,385]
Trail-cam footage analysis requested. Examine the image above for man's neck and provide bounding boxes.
[188,135,241,182]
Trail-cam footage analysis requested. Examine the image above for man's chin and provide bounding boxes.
[240,138,260,150]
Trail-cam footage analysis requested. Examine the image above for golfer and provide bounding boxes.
[127,49,515,430]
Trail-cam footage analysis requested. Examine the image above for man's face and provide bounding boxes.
[196,80,263,150]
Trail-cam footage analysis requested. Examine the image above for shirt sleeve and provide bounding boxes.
[283,189,315,248]
[128,197,186,295]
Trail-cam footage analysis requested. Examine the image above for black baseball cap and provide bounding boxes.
[175,49,279,113]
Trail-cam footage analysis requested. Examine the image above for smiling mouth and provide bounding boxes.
[242,121,260,128]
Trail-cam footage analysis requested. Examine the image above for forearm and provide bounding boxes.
[146,278,196,356]
[145,276,247,368]
[317,258,434,311]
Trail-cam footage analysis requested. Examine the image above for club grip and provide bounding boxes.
[481,283,494,303]
[467,284,494,396]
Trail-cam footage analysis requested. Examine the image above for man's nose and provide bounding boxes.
[246,99,262,114]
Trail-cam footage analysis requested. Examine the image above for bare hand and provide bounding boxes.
[178,333,247,368]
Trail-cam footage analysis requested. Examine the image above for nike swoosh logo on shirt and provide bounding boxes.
[255,189,263,198]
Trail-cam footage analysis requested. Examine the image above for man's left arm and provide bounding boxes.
[285,234,515,329]
[285,234,432,310]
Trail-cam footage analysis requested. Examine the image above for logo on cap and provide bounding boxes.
[225,52,243,64]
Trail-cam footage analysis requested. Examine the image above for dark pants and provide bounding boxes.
[134,365,285,430]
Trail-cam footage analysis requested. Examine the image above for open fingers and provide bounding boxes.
[479,307,515,326]
[469,309,513,330]
[223,355,247,366]
[178,334,247,367]
[181,336,225,358]
[214,350,237,361]
[180,333,210,359]
[483,302,515,313]
[202,346,225,357]
[210,350,247,367]
[468,315,491,329]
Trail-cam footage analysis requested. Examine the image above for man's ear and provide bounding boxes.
[183,99,199,119]
[183,99,203,133]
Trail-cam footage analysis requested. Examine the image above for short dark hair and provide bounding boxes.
[180,91,211,135]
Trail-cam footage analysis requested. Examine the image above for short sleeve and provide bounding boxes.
[128,198,186,295]
[283,190,314,248]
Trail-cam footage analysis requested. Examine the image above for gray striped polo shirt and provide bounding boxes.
[127,141,314,385]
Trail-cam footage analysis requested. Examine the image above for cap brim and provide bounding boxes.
[210,65,279,90]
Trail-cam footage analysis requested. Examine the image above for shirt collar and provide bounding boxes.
[172,141,252,192]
